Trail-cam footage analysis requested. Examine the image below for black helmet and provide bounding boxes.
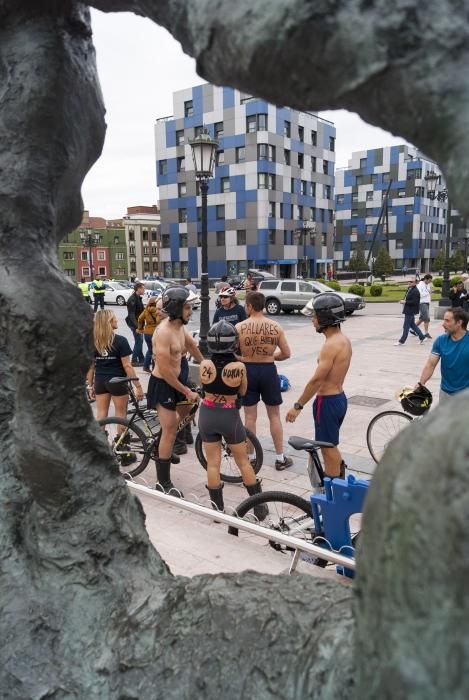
[398,384,433,416]
[207,320,239,354]
[301,292,345,329]
[161,286,198,323]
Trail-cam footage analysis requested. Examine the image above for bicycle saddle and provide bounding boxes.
[288,436,335,451]
[108,376,139,385]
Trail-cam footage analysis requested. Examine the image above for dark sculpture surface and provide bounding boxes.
[0,0,468,698]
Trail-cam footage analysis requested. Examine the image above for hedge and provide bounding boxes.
[348,284,366,296]
[369,284,383,297]
[326,279,341,291]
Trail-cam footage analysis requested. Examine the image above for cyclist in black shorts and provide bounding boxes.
[199,320,267,518]
[87,310,144,465]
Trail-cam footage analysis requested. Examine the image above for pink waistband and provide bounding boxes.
[202,399,237,409]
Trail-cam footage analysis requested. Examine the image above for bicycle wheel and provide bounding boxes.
[98,417,151,478]
[228,490,324,553]
[195,427,263,483]
[366,410,413,463]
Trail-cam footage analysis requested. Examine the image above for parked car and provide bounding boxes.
[229,269,276,288]
[257,279,366,316]
[141,280,200,310]
[90,281,134,306]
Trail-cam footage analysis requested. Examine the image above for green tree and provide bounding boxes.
[373,247,394,278]
[432,249,446,272]
[348,242,368,281]
[450,248,464,272]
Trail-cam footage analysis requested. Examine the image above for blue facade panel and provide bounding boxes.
[188,247,198,278]
[169,223,180,262]
[245,99,269,116]
[223,87,235,109]
[165,120,176,148]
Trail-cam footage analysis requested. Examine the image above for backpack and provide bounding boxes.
[278,374,290,392]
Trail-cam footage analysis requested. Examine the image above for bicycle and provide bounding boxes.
[366,409,415,463]
[98,377,263,483]
[228,436,366,572]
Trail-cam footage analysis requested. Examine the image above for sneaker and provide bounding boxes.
[142,367,152,373]
[409,329,417,336]
[419,337,427,345]
[425,333,432,339]
[275,456,293,471]
[393,342,404,346]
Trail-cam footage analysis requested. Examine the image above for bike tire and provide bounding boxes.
[98,417,151,478]
[195,427,263,483]
[366,410,413,463]
[228,490,326,559]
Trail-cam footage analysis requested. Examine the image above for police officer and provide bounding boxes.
[78,277,91,304]
[90,275,108,312]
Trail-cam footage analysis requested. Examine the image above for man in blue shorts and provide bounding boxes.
[286,293,352,479]
[236,291,293,470]
[416,307,469,403]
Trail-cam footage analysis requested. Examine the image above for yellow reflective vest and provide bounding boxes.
[78,282,90,297]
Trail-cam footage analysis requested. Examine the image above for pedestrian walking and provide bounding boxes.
[137,296,159,373]
[415,307,469,404]
[126,282,145,366]
[90,275,108,312]
[78,277,91,305]
[185,278,198,294]
[413,274,433,339]
[286,293,352,479]
[236,291,293,470]
[198,320,268,519]
[449,280,467,308]
[394,278,426,346]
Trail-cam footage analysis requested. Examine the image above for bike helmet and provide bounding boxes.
[218,286,236,298]
[161,286,198,323]
[207,320,239,354]
[301,292,346,330]
[398,384,433,416]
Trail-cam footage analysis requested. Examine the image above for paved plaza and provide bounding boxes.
[102,299,443,580]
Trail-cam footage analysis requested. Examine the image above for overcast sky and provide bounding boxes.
[82,9,409,220]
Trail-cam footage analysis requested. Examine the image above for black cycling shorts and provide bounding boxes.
[94,377,128,396]
[147,375,186,411]
[198,403,246,444]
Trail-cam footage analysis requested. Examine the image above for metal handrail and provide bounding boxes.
[127,482,356,572]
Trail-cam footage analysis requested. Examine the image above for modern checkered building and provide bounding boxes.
[335,145,448,273]
[155,84,336,280]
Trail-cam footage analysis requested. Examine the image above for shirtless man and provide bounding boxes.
[236,291,293,470]
[286,293,352,478]
[147,286,202,494]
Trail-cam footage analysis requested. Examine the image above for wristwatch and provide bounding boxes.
[293,402,304,411]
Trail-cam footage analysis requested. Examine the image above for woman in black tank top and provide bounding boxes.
[198,321,267,518]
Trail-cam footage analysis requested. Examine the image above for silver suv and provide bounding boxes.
[257,279,366,316]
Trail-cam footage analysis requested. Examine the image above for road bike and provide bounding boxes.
[228,436,364,568]
[98,377,263,483]
[366,409,416,463]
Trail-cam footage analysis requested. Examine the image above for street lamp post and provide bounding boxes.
[424,170,451,307]
[79,228,100,281]
[189,128,218,357]
[294,222,315,278]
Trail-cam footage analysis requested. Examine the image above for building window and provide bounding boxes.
[383,172,391,182]
[269,229,276,244]
[161,234,170,248]
[298,125,304,142]
[63,251,74,260]
[351,226,358,235]
[323,160,329,175]
[396,239,404,249]
[257,143,275,161]
[194,125,204,137]
[81,251,88,261]
[321,233,327,246]
[279,203,284,218]
[236,146,245,163]
[284,149,291,165]
[143,246,149,255]
[311,156,316,172]
[178,182,187,197]
[216,150,224,165]
[176,129,185,146]
[398,189,406,197]
[215,121,224,138]
[324,184,331,199]
[269,202,276,218]
[197,232,202,247]
[360,158,367,169]
[405,205,414,215]
[366,190,374,201]
[216,205,225,219]
[371,174,378,183]
[98,267,106,276]
[298,205,304,220]
[180,233,188,247]
[184,100,193,117]
[197,206,202,221]
[97,250,105,261]
[329,136,335,152]
[114,236,119,244]
[301,180,308,196]
[151,246,157,255]
[236,230,246,245]
[311,182,316,197]
[178,208,187,223]
[258,173,275,190]
[366,225,373,235]
[159,160,167,175]
[221,177,230,193]
[407,168,422,180]
[337,194,345,204]
[298,152,304,168]
[130,262,136,272]
[128,229,135,241]
[196,180,201,196]
[352,192,359,202]
[415,186,424,197]
[246,113,267,132]
[143,262,150,272]
[177,156,185,172]
[216,231,225,246]
[291,177,295,194]
[328,210,333,223]
[142,230,148,241]
[284,120,291,137]
[82,267,90,277]
[129,246,135,255]
[351,209,359,217]
[310,207,316,221]
[311,130,317,146]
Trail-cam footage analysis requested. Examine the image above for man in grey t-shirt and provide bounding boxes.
[414,274,433,339]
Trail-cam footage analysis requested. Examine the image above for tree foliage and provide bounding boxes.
[373,248,393,277]
[348,242,368,281]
